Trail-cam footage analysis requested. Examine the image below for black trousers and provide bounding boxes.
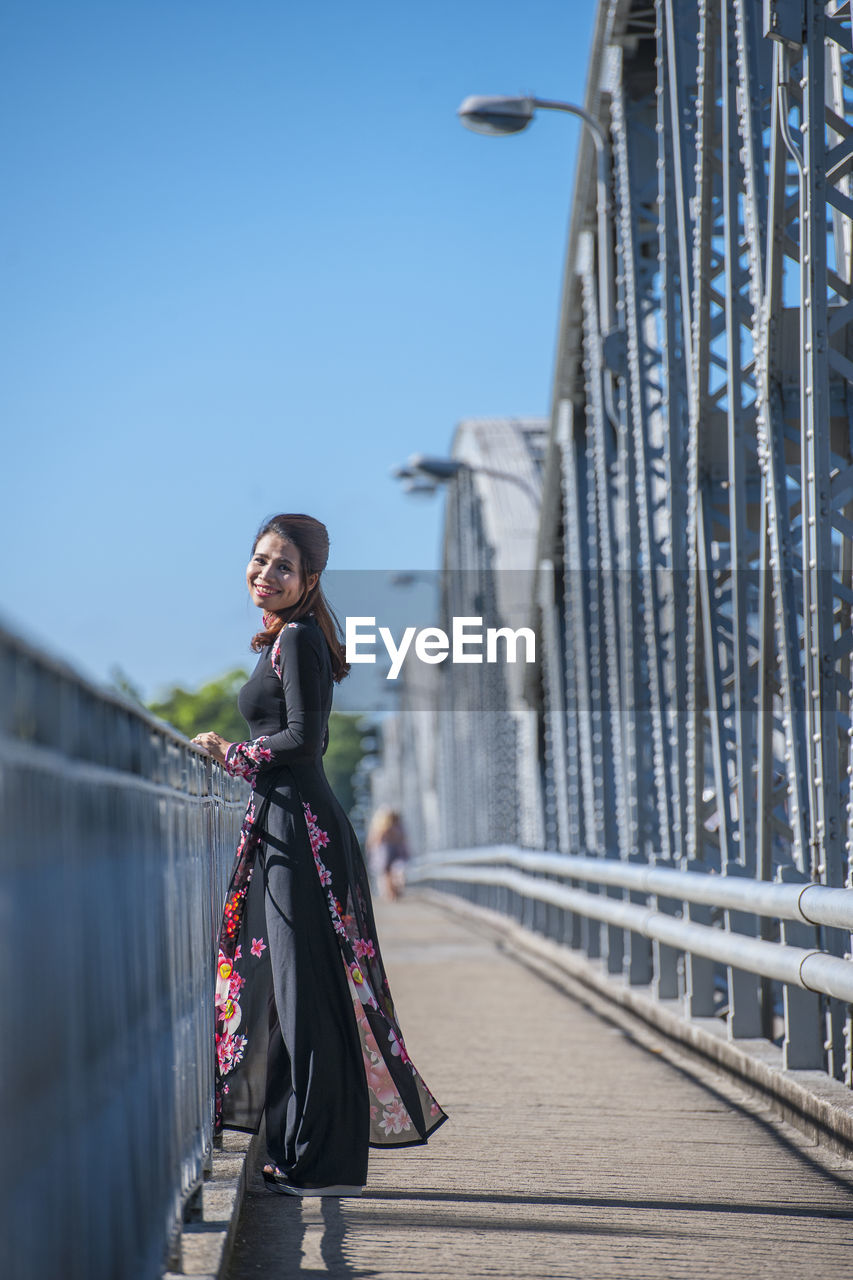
[261,802,370,1188]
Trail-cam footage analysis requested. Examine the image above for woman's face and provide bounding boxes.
[246,533,317,612]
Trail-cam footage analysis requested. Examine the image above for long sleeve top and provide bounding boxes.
[223,620,331,789]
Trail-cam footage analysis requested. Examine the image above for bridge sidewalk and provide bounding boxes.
[224,895,853,1280]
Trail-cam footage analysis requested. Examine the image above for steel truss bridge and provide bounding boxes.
[386,0,853,1096]
[8,4,853,1275]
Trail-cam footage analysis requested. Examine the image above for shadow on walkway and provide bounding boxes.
[225,898,853,1280]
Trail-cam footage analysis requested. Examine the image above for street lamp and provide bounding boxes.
[456,94,537,135]
[393,452,540,506]
[457,93,614,337]
[389,463,439,497]
[406,454,465,482]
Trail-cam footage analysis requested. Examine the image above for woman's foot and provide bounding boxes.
[262,1163,300,1195]
[262,1163,363,1197]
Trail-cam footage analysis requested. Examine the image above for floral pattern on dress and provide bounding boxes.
[215,949,248,1076]
[224,738,274,789]
[220,803,256,943]
[214,797,263,1130]
[299,799,424,1142]
[379,1098,412,1136]
[351,991,414,1138]
[270,621,301,678]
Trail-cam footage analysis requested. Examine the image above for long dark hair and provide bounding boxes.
[249,513,350,683]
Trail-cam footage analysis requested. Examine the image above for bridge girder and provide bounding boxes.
[537,0,853,1075]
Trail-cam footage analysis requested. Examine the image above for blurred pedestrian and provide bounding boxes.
[367,806,411,902]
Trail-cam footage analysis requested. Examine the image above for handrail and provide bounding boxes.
[0,609,213,753]
[410,862,853,1003]
[1,622,248,1280]
[413,846,853,930]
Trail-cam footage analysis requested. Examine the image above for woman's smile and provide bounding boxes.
[246,533,308,612]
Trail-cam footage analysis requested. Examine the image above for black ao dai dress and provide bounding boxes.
[213,614,446,1189]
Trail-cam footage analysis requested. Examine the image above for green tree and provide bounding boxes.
[149,668,250,744]
[323,712,367,813]
[148,671,367,815]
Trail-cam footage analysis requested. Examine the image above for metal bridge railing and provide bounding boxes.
[411,847,853,1071]
[0,624,247,1280]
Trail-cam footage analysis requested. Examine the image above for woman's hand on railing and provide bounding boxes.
[191,731,231,765]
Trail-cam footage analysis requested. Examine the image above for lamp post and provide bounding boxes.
[457,93,615,338]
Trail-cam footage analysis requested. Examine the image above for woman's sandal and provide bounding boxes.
[262,1163,362,1197]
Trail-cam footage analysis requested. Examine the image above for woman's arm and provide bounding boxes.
[222,624,326,786]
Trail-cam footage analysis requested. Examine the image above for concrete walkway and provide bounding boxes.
[225,896,853,1280]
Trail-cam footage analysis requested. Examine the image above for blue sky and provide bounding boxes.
[0,0,594,700]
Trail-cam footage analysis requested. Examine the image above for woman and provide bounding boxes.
[192,513,446,1197]
[366,807,410,902]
